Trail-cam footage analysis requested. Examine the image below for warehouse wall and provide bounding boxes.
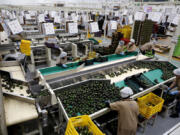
[0,0,101,5]
[0,0,130,5]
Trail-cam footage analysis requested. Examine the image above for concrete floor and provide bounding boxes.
[137,114,180,135]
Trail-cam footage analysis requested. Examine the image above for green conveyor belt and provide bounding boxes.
[40,52,138,76]
[143,69,164,83]
[107,52,137,61]
[116,69,164,89]
[40,62,79,76]
[115,81,127,88]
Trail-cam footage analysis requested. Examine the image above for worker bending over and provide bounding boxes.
[106,87,139,135]
[167,68,180,118]
[140,42,155,56]
[56,48,67,68]
[126,39,137,53]
[115,39,136,55]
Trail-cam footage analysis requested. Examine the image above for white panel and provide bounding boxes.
[7,20,23,35]
[134,12,145,21]
[68,23,78,34]
[42,23,55,35]
[89,22,99,33]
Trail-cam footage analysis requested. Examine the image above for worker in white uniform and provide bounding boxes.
[126,39,137,53]
[105,87,139,135]
[56,48,67,68]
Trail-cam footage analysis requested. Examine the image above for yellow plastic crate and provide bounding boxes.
[137,93,164,119]
[98,40,102,43]
[65,115,104,135]
[88,51,96,59]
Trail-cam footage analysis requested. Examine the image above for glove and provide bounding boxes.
[105,100,111,108]
[62,64,67,68]
[120,52,125,55]
[170,91,180,95]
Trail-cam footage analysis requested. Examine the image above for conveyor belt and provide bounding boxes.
[40,52,138,76]
[40,52,140,83]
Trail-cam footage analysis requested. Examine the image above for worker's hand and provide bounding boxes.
[105,100,111,108]
[62,64,67,68]
[170,91,180,95]
[120,52,125,55]
[164,87,171,93]
[167,87,171,91]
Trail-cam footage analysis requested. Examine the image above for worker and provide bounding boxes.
[115,40,125,55]
[139,42,155,56]
[115,39,136,55]
[56,48,67,68]
[105,87,139,135]
[126,39,137,53]
[167,68,180,118]
[152,22,158,41]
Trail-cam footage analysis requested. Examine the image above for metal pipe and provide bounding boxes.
[0,74,8,135]
[57,98,69,121]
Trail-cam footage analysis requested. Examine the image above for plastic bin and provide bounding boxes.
[137,93,164,119]
[65,115,104,135]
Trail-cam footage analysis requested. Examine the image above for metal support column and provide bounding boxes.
[104,0,107,39]
[0,74,8,135]
[46,47,51,67]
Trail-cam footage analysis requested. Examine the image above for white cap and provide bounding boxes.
[173,68,180,76]
[60,51,67,58]
[130,39,135,43]
[120,87,134,98]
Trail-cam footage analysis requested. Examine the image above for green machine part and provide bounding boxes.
[143,69,164,83]
[173,36,180,57]
[115,80,127,88]
[40,52,138,76]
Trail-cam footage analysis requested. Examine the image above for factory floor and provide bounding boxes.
[155,54,180,67]
[137,113,180,135]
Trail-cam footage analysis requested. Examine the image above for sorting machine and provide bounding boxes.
[36,52,178,134]
[1,44,178,134]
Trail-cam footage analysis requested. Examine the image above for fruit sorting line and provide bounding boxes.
[38,57,177,122]
[39,52,139,81]
[0,71,32,98]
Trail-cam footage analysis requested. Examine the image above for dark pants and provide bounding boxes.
[175,94,180,114]
[170,91,180,114]
[175,101,180,113]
